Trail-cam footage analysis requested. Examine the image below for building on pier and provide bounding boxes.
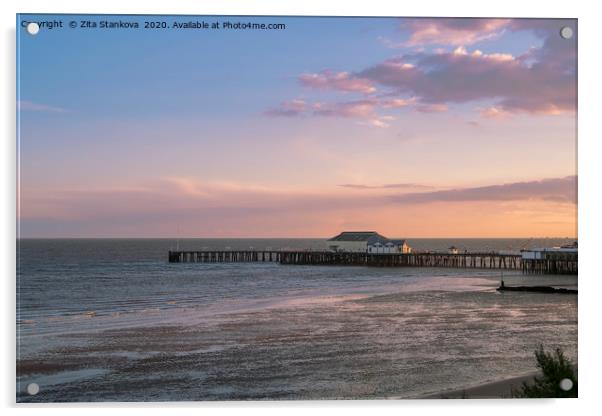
[520,246,578,260]
[560,241,578,249]
[327,231,411,254]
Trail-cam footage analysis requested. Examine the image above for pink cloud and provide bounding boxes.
[267,19,575,123]
[379,97,415,108]
[479,106,511,119]
[402,18,511,46]
[265,97,412,128]
[359,38,575,116]
[264,99,307,117]
[314,100,397,128]
[313,99,375,118]
[452,46,515,62]
[299,70,376,94]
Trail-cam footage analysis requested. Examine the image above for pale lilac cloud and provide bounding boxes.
[313,99,375,118]
[377,36,406,49]
[388,176,577,204]
[339,183,434,190]
[415,103,448,113]
[18,100,67,113]
[263,99,308,117]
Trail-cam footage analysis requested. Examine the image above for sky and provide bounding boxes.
[17,15,577,238]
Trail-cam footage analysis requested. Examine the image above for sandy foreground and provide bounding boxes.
[420,372,538,399]
[17,272,577,401]
[421,366,577,399]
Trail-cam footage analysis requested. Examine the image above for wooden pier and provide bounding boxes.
[168,250,281,263]
[520,252,578,275]
[168,250,577,274]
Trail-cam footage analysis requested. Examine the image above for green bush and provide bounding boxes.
[513,345,577,398]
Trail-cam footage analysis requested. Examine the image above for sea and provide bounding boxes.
[16,238,578,402]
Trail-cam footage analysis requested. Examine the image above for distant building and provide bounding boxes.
[560,241,578,249]
[448,246,460,255]
[521,245,578,260]
[327,231,411,254]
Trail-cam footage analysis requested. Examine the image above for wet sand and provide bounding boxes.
[421,371,539,399]
[17,279,577,402]
[423,363,578,399]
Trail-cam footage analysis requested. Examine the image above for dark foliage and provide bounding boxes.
[513,345,577,398]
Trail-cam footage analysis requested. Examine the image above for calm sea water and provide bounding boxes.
[16,238,577,402]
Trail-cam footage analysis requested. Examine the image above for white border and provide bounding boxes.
[2,1,601,415]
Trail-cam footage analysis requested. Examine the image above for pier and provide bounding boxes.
[168,250,577,274]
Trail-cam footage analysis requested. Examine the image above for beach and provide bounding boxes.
[16,239,578,402]
[421,371,542,399]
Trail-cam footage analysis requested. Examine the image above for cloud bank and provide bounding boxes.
[265,18,576,127]
[19,175,576,237]
[388,176,577,204]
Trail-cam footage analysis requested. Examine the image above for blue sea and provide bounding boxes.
[16,238,578,401]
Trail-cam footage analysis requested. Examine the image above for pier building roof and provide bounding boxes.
[328,232,407,246]
[328,231,388,243]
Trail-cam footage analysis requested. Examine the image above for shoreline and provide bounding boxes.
[419,371,540,399]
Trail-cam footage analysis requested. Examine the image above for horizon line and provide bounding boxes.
[16,236,578,240]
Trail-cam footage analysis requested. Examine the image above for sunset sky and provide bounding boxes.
[17,15,577,238]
